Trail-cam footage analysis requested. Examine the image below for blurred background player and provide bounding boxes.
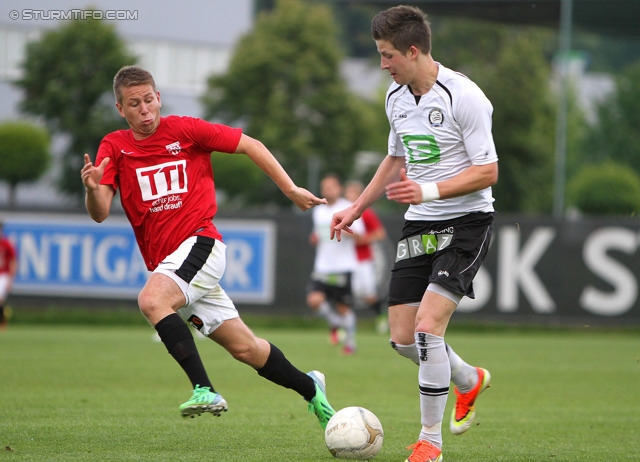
[344,179,389,334]
[307,174,364,354]
[0,220,17,331]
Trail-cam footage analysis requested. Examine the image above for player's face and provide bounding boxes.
[376,39,415,86]
[320,177,343,204]
[116,84,162,140]
[344,185,361,203]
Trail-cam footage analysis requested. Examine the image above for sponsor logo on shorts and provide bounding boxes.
[187,315,204,331]
[395,233,453,262]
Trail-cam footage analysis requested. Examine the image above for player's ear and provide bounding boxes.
[157,91,162,108]
[115,102,125,118]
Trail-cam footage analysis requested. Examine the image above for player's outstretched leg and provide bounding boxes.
[450,367,491,435]
[306,370,336,429]
[179,385,228,418]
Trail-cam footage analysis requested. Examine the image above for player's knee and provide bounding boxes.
[307,292,324,309]
[228,337,265,366]
[227,341,252,363]
[137,291,157,318]
[138,286,181,322]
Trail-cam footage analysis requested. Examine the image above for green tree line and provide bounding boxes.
[6,0,640,215]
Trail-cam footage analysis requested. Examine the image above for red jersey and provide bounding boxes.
[0,237,17,274]
[96,115,242,270]
[356,208,384,261]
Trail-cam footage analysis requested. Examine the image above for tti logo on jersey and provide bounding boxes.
[136,160,188,201]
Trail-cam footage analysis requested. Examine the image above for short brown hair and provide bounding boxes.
[371,5,431,55]
[113,65,157,104]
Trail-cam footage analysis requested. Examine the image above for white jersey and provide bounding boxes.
[312,197,365,274]
[386,63,498,221]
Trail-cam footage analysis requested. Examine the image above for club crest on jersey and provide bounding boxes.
[428,108,444,127]
[165,141,181,155]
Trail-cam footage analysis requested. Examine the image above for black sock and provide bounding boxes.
[257,343,316,401]
[155,313,213,391]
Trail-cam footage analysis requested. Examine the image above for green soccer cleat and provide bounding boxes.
[179,385,228,418]
[306,370,336,429]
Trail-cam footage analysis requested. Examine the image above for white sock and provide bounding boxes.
[416,332,449,449]
[447,343,478,393]
[317,301,342,328]
[391,341,419,365]
[342,310,357,349]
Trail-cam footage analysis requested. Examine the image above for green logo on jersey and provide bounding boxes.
[402,134,441,164]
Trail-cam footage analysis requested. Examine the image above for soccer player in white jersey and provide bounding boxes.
[330,6,498,462]
[307,174,365,354]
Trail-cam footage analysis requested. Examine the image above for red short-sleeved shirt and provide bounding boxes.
[96,115,242,270]
[0,237,16,274]
[356,208,384,261]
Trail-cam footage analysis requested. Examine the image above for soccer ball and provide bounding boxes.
[324,406,384,460]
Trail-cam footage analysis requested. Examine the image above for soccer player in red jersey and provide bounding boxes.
[0,220,17,330]
[80,66,336,429]
[344,179,389,333]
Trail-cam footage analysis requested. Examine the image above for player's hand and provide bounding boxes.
[81,153,110,191]
[330,207,358,242]
[385,168,422,205]
[289,186,327,211]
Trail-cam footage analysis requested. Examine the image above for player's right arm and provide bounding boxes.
[81,153,115,223]
[234,134,327,211]
[331,155,404,241]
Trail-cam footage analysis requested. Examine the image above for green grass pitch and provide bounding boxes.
[0,320,638,461]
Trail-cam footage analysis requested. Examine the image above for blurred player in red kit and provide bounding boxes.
[0,220,17,330]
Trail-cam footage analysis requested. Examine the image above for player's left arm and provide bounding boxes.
[235,134,327,211]
[434,162,498,198]
[450,84,500,196]
[385,164,497,205]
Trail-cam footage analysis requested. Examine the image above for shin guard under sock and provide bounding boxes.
[155,313,213,390]
[416,332,450,449]
[257,343,316,401]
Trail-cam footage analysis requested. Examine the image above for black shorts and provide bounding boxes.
[307,272,354,306]
[388,212,494,306]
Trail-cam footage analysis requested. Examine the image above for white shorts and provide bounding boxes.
[352,259,378,301]
[155,236,239,336]
[0,274,10,301]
